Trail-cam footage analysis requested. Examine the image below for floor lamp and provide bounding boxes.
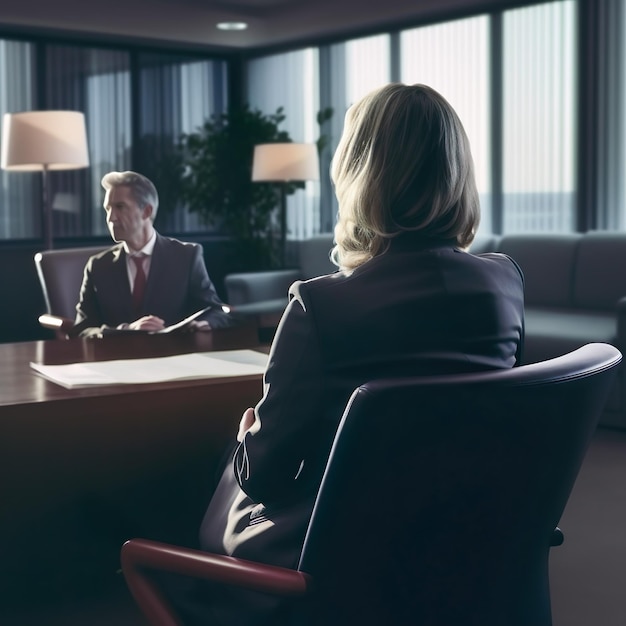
[1,110,90,249]
[252,143,320,267]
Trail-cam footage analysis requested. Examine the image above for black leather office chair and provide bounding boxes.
[34,246,107,338]
[121,342,622,626]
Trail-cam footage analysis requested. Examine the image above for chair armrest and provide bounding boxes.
[122,538,310,594]
[38,314,76,339]
[225,270,302,305]
[121,539,311,626]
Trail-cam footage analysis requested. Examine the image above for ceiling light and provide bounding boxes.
[217,21,248,31]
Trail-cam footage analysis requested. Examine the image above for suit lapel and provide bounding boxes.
[143,234,165,312]
[108,245,129,293]
[110,245,134,318]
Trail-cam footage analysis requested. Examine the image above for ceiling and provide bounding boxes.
[0,0,500,51]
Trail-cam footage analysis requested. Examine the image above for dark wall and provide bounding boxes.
[0,236,239,344]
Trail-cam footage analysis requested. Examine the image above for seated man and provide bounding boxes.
[74,170,233,338]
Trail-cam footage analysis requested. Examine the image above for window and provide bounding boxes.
[343,34,391,106]
[72,47,132,237]
[594,0,625,229]
[245,1,578,237]
[400,18,490,231]
[323,34,391,229]
[0,40,36,239]
[136,52,228,233]
[246,49,321,239]
[0,40,227,241]
[0,1,611,243]
[501,0,577,233]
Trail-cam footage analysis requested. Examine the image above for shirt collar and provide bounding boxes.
[124,230,157,257]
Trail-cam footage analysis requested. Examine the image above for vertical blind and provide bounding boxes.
[595,0,625,230]
[246,49,321,241]
[0,40,36,239]
[0,1,625,241]
[323,34,392,228]
[44,46,132,238]
[245,0,580,237]
[0,43,227,241]
[400,17,491,232]
[502,0,577,233]
[137,53,228,233]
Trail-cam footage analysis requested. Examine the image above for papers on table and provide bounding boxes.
[153,305,216,334]
[104,305,220,335]
[30,349,268,389]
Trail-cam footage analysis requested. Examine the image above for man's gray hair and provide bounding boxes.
[101,171,159,219]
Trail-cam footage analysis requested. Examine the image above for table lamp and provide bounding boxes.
[1,110,90,249]
[252,142,320,267]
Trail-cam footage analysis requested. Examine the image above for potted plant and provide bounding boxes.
[179,106,306,271]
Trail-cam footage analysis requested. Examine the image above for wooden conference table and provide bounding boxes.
[0,325,266,606]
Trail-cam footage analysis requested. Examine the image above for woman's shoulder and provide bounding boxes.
[467,250,524,281]
[303,269,346,283]
[289,270,347,298]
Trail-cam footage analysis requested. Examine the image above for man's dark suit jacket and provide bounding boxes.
[74,233,231,337]
[192,233,525,625]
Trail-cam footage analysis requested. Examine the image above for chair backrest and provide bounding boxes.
[35,246,108,319]
[297,343,621,626]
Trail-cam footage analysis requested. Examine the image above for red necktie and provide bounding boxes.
[131,255,146,314]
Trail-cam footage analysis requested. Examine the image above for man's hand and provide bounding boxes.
[128,315,165,332]
[188,320,211,332]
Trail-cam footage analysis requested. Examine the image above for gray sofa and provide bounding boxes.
[472,231,626,429]
[225,230,626,428]
[225,234,336,332]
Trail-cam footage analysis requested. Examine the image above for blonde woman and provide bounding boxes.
[179,84,524,624]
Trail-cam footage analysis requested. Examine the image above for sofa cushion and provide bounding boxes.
[232,298,288,316]
[573,231,626,310]
[224,269,301,305]
[298,234,336,278]
[523,306,621,413]
[498,234,581,308]
[522,307,617,364]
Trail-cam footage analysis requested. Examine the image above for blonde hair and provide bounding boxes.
[330,83,480,271]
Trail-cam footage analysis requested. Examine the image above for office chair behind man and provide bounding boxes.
[35,246,107,338]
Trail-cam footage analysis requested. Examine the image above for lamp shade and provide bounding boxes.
[252,143,319,182]
[1,110,89,171]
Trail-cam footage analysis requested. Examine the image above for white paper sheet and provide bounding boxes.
[30,349,268,389]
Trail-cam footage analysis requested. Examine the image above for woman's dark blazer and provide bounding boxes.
[195,234,525,624]
[199,235,524,559]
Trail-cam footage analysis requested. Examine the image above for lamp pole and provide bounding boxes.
[41,164,53,250]
[251,142,320,268]
[279,183,288,267]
